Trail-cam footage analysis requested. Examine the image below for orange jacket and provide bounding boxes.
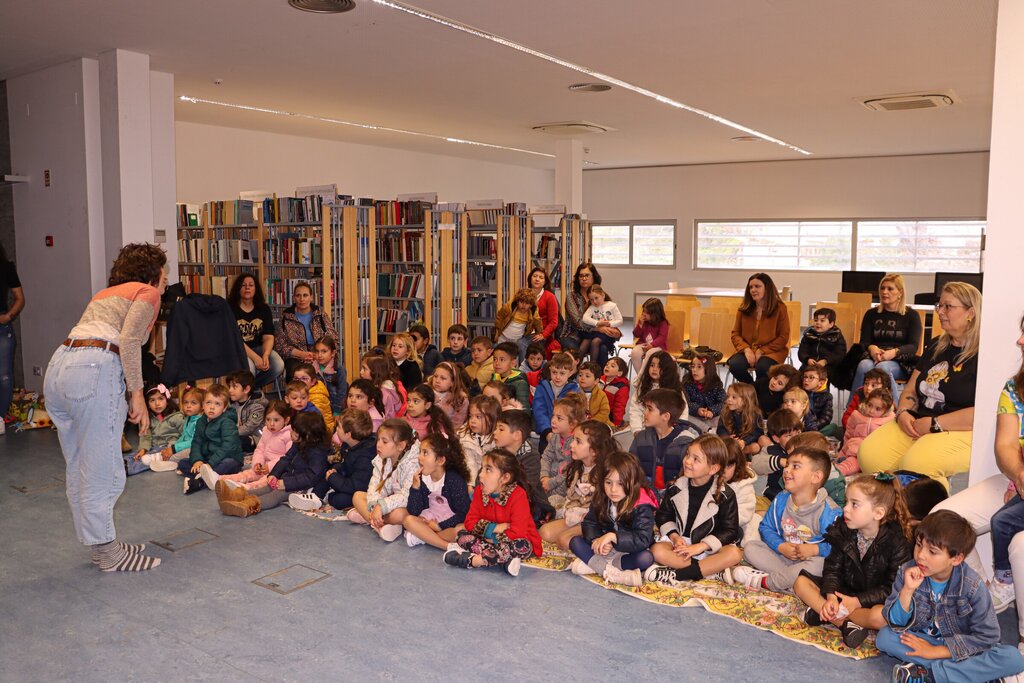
[730,305,791,364]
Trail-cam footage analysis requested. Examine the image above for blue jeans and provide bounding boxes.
[247,350,285,390]
[0,322,15,419]
[727,352,775,385]
[876,627,1024,683]
[44,344,128,546]
[569,535,654,574]
[851,358,907,393]
[992,495,1024,572]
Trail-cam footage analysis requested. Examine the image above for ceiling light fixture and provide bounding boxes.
[288,0,356,13]
[370,0,811,155]
[178,95,555,159]
[568,83,612,93]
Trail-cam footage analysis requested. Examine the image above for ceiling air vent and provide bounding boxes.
[532,121,614,136]
[288,0,356,13]
[860,90,959,112]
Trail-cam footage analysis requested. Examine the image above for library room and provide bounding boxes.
[2,1,1022,681]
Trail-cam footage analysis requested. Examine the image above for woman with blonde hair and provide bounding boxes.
[858,282,980,488]
[851,273,922,393]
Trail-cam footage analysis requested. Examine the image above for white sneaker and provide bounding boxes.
[506,557,522,577]
[288,492,323,511]
[404,531,425,547]
[140,453,155,466]
[198,463,219,490]
[570,558,596,576]
[603,565,643,587]
[731,565,769,591]
[643,564,682,587]
[989,579,1017,614]
[148,458,178,472]
[378,524,403,542]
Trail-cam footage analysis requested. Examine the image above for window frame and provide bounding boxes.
[591,220,677,269]
[692,217,985,274]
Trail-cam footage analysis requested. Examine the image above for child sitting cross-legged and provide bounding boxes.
[218,400,293,492]
[226,369,268,453]
[533,352,580,452]
[794,473,913,649]
[751,409,804,502]
[834,388,895,476]
[348,418,420,542]
[442,448,543,576]
[127,384,184,475]
[401,433,473,549]
[540,393,587,511]
[493,409,548,520]
[878,510,1024,683]
[717,382,764,457]
[428,361,469,431]
[722,437,757,538]
[288,408,375,512]
[626,350,683,435]
[458,395,499,487]
[630,388,700,489]
[644,434,743,587]
[146,386,203,472]
[577,361,611,427]
[180,384,243,494]
[801,365,836,437]
[569,451,658,586]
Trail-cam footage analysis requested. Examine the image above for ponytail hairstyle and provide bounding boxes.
[723,436,755,483]
[593,451,655,527]
[564,419,616,492]
[722,382,760,438]
[420,432,471,484]
[847,472,914,541]
[375,418,416,492]
[408,384,456,439]
[347,378,384,414]
[291,411,330,452]
[480,448,534,514]
[143,383,178,417]
[430,361,468,412]
[554,392,588,427]
[689,434,731,503]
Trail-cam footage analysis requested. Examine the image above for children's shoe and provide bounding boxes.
[890,662,934,683]
[148,458,178,472]
[378,524,403,542]
[346,509,368,524]
[603,565,643,587]
[121,435,133,452]
[643,564,682,587]
[704,567,733,584]
[443,548,472,569]
[198,463,220,490]
[183,476,207,495]
[140,453,155,467]
[803,606,823,626]
[288,492,323,511]
[840,621,868,648]
[215,479,247,502]
[731,565,768,591]
[570,558,596,576]
[220,495,261,518]
[989,579,1016,614]
[404,531,425,548]
[505,557,522,577]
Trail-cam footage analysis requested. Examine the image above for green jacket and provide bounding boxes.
[139,411,185,453]
[496,370,532,417]
[189,408,243,468]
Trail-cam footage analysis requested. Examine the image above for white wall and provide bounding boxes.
[175,121,555,207]
[583,152,989,317]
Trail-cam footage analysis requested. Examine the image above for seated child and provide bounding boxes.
[789,431,847,508]
[441,324,473,367]
[732,446,842,593]
[145,386,203,472]
[533,352,579,450]
[723,437,757,538]
[402,433,472,549]
[288,408,375,512]
[410,324,442,378]
[842,368,891,429]
[716,382,764,457]
[879,510,1024,683]
[362,355,403,418]
[349,419,420,542]
[314,335,348,416]
[602,357,630,428]
[219,400,293,491]
[630,297,669,373]
[577,361,611,427]
[483,380,522,411]
[293,363,334,433]
[227,369,268,453]
[494,288,544,363]
[466,336,495,395]
[751,409,804,501]
[215,411,330,517]
[540,394,586,511]
[630,388,700,488]
[429,361,469,430]
[794,473,913,648]
[645,434,743,586]
[284,380,320,417]
[519,342,546,376]
[345,379,386,432]
[128,384,184,475]
[388,332,423,390]
[570,451,658,586]
[579,285,622,366]
[801,366,836,437]
[443,448,543,575]
[797,307,847,386]
[626,350,683,434]
[403,384,455,440]
[782,386,816,432]
[493,409,547,520]
[756,363,799,419]
[491,341,532,415]
[682,356,726,434]
[903,476,948,529]
[458,395,499,487]
[180,384,243,493]
[835,388,895,476]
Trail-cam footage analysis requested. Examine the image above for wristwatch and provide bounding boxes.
[930,417,943,434]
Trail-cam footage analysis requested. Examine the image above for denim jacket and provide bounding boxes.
[884,560,1000,661]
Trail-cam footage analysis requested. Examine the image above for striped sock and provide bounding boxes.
[91,541,161,572]
[91,541,146,564]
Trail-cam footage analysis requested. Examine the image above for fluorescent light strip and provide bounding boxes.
[371,0,812,156]
[179,95,555,158]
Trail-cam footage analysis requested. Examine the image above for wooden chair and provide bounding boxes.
[837,291,873,337]
[664,296,702,343]
[812,301,856,352]
[694,308,735,357]
[710,295,743,312]
[779,285,792,301]
[784,301,803,353]
[915,308,929,355]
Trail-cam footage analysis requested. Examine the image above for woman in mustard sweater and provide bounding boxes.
[727,273,790,384]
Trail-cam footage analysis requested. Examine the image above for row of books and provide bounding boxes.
[374,200,432,227]
[262,195,324,225]
[377,232,423,262]
[468,236,496,259]
[209,239,258,264]
[534,236,561,260]
[266,278,323,307]
[178,238,204,263]
[378,303,424,334]
[179,269,206,295]
[467,264,497,293]
[264,236,322,264]
[377,272,425,299]
[207,200,256,226]
[468,296,497,321]
[177,204,201,227]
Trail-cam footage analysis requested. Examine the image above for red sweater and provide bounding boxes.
[602,375,631,426]
[464,484,543,556]
[536,289,559,341]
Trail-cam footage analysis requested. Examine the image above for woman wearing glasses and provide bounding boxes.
[858,282,980,488]
[850,273,923,393]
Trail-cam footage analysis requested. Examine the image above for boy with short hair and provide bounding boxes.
[602,357,630,428]
[752,409,804,501]
[466,336,495,395]
[533,352,580,449]
[757,363,799,419]
[494,409,548,520]
[577,361,611,426]
[410,324,442,378]
[226,369,268,453]
[180,384,243,493]
[483,380,522,411]
[520,343,546,375]
[732,447,842,593]
[629,388,700,488]
[879,510,1024,683]
[290,408,376,512]
[284,380,320,416]
[441,324,472,367]
[801,366,836,436]
[492,341,532,416]
[842,368,891,429]
[797,307,847,386]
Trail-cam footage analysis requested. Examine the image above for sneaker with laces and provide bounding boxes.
[570,558,596,576]
[989,579,1016,614]
[731,565,768,591]
[505,557,522,577]
[378,524,403,542]
[890,662,934,683]
[288,492,323,511]
[803,606,823,626]
[704,567,733,584]
[643,564,682,587]
[443,548,472,569]
[603,565,643,587]
[840,620,868,648]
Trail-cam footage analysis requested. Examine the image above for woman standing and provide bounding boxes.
[526,267,559,352]
[727,272,790,384]
[275,282,338,380]
[228,273,284,387]
[44,243,166,571]
[0,243,25,436]
[850,273,922,392]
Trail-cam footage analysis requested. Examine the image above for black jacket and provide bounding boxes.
[655,477,740,552]
[326,437,377,498]
[270,443,331,492]
[161,294,247,386]
[581,490,658,554]
[629,420,701,486]
[820,517,911,607]
[798,326,848,369]
[407,469,472,529]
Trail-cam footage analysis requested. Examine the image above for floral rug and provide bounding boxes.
[292,503,353,523]
[578,573,878,659]
[522,541,575,571]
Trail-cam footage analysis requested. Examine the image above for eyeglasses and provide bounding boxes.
[934,303,966,312]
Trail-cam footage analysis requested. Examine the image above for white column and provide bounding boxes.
[970,0,1024,484]
[150,71,178,283]
[554,138,583,215]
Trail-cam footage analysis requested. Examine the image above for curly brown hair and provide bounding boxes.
[108,243,166,287]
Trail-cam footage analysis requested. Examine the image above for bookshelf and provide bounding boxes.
[261,195,328,324]
[176,203,207,294]
[427,208,469,348]
[329,204,376,373]
[375,200,432,342]
[527,211,592,309]
[465,202,531,339]
[560,215,592,309]
[206,199,258,299]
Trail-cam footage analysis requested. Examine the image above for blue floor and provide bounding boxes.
[0,427,1013,682]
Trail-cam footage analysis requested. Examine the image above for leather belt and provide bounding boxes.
[63,338,121,356]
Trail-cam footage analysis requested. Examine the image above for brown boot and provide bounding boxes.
[215,479,248,502]
[121,435,133,452]
[220,494,261,517]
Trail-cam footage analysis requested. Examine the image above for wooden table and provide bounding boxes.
[633,287,747,317]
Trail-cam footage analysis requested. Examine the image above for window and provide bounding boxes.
[592,222,676,267]
[695,221,853,270]
[856,220,985,273]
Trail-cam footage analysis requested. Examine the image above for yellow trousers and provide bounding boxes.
[857,420,972,490]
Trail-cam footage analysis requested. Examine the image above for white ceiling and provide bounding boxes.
[0,0,997,169]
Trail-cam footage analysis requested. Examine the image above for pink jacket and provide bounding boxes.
[839,410,894,461]
[252,425,293,471]
[381,381,402,419]
[405,414,431,440]
[434,390,468,431]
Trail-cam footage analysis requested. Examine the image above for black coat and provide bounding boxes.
[161,294,247,386]
[820,517,911,607]
[655,477,740,552]
[581,493,658,554]
[270,443,331,492]
[325,437,377,498]
[798,326,848,369]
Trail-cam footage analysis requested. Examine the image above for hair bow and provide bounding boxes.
[156,384,171,399]
[874,472,894,482]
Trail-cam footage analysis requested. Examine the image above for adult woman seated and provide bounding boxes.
[275,281,339,380]
[727,272,790,384]
[561,262,620,350]
[858,282,980,488]
[526,267,559,353]
[228,273,284,388]
[850,273,922,392]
